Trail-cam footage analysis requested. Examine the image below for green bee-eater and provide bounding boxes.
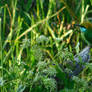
[74,21,92,45]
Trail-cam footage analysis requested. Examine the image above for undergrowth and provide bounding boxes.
[0,0,92,92]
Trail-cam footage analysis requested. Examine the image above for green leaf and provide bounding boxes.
[90,0,92,5]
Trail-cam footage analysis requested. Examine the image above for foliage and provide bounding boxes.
[0,0,92,92]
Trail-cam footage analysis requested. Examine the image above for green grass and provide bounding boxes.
[0,0,92,92]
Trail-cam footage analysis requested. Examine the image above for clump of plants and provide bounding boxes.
[0,0,92,92]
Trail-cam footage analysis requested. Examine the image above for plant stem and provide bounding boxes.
[0,17,3,92]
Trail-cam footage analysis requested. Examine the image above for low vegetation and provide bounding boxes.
[0,0,92,92]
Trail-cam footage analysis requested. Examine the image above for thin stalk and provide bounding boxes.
[3,6,6,41]
[81,0,89,23]
[0,18,3,92]
[10,0,17,59]
[15,6,66,41]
